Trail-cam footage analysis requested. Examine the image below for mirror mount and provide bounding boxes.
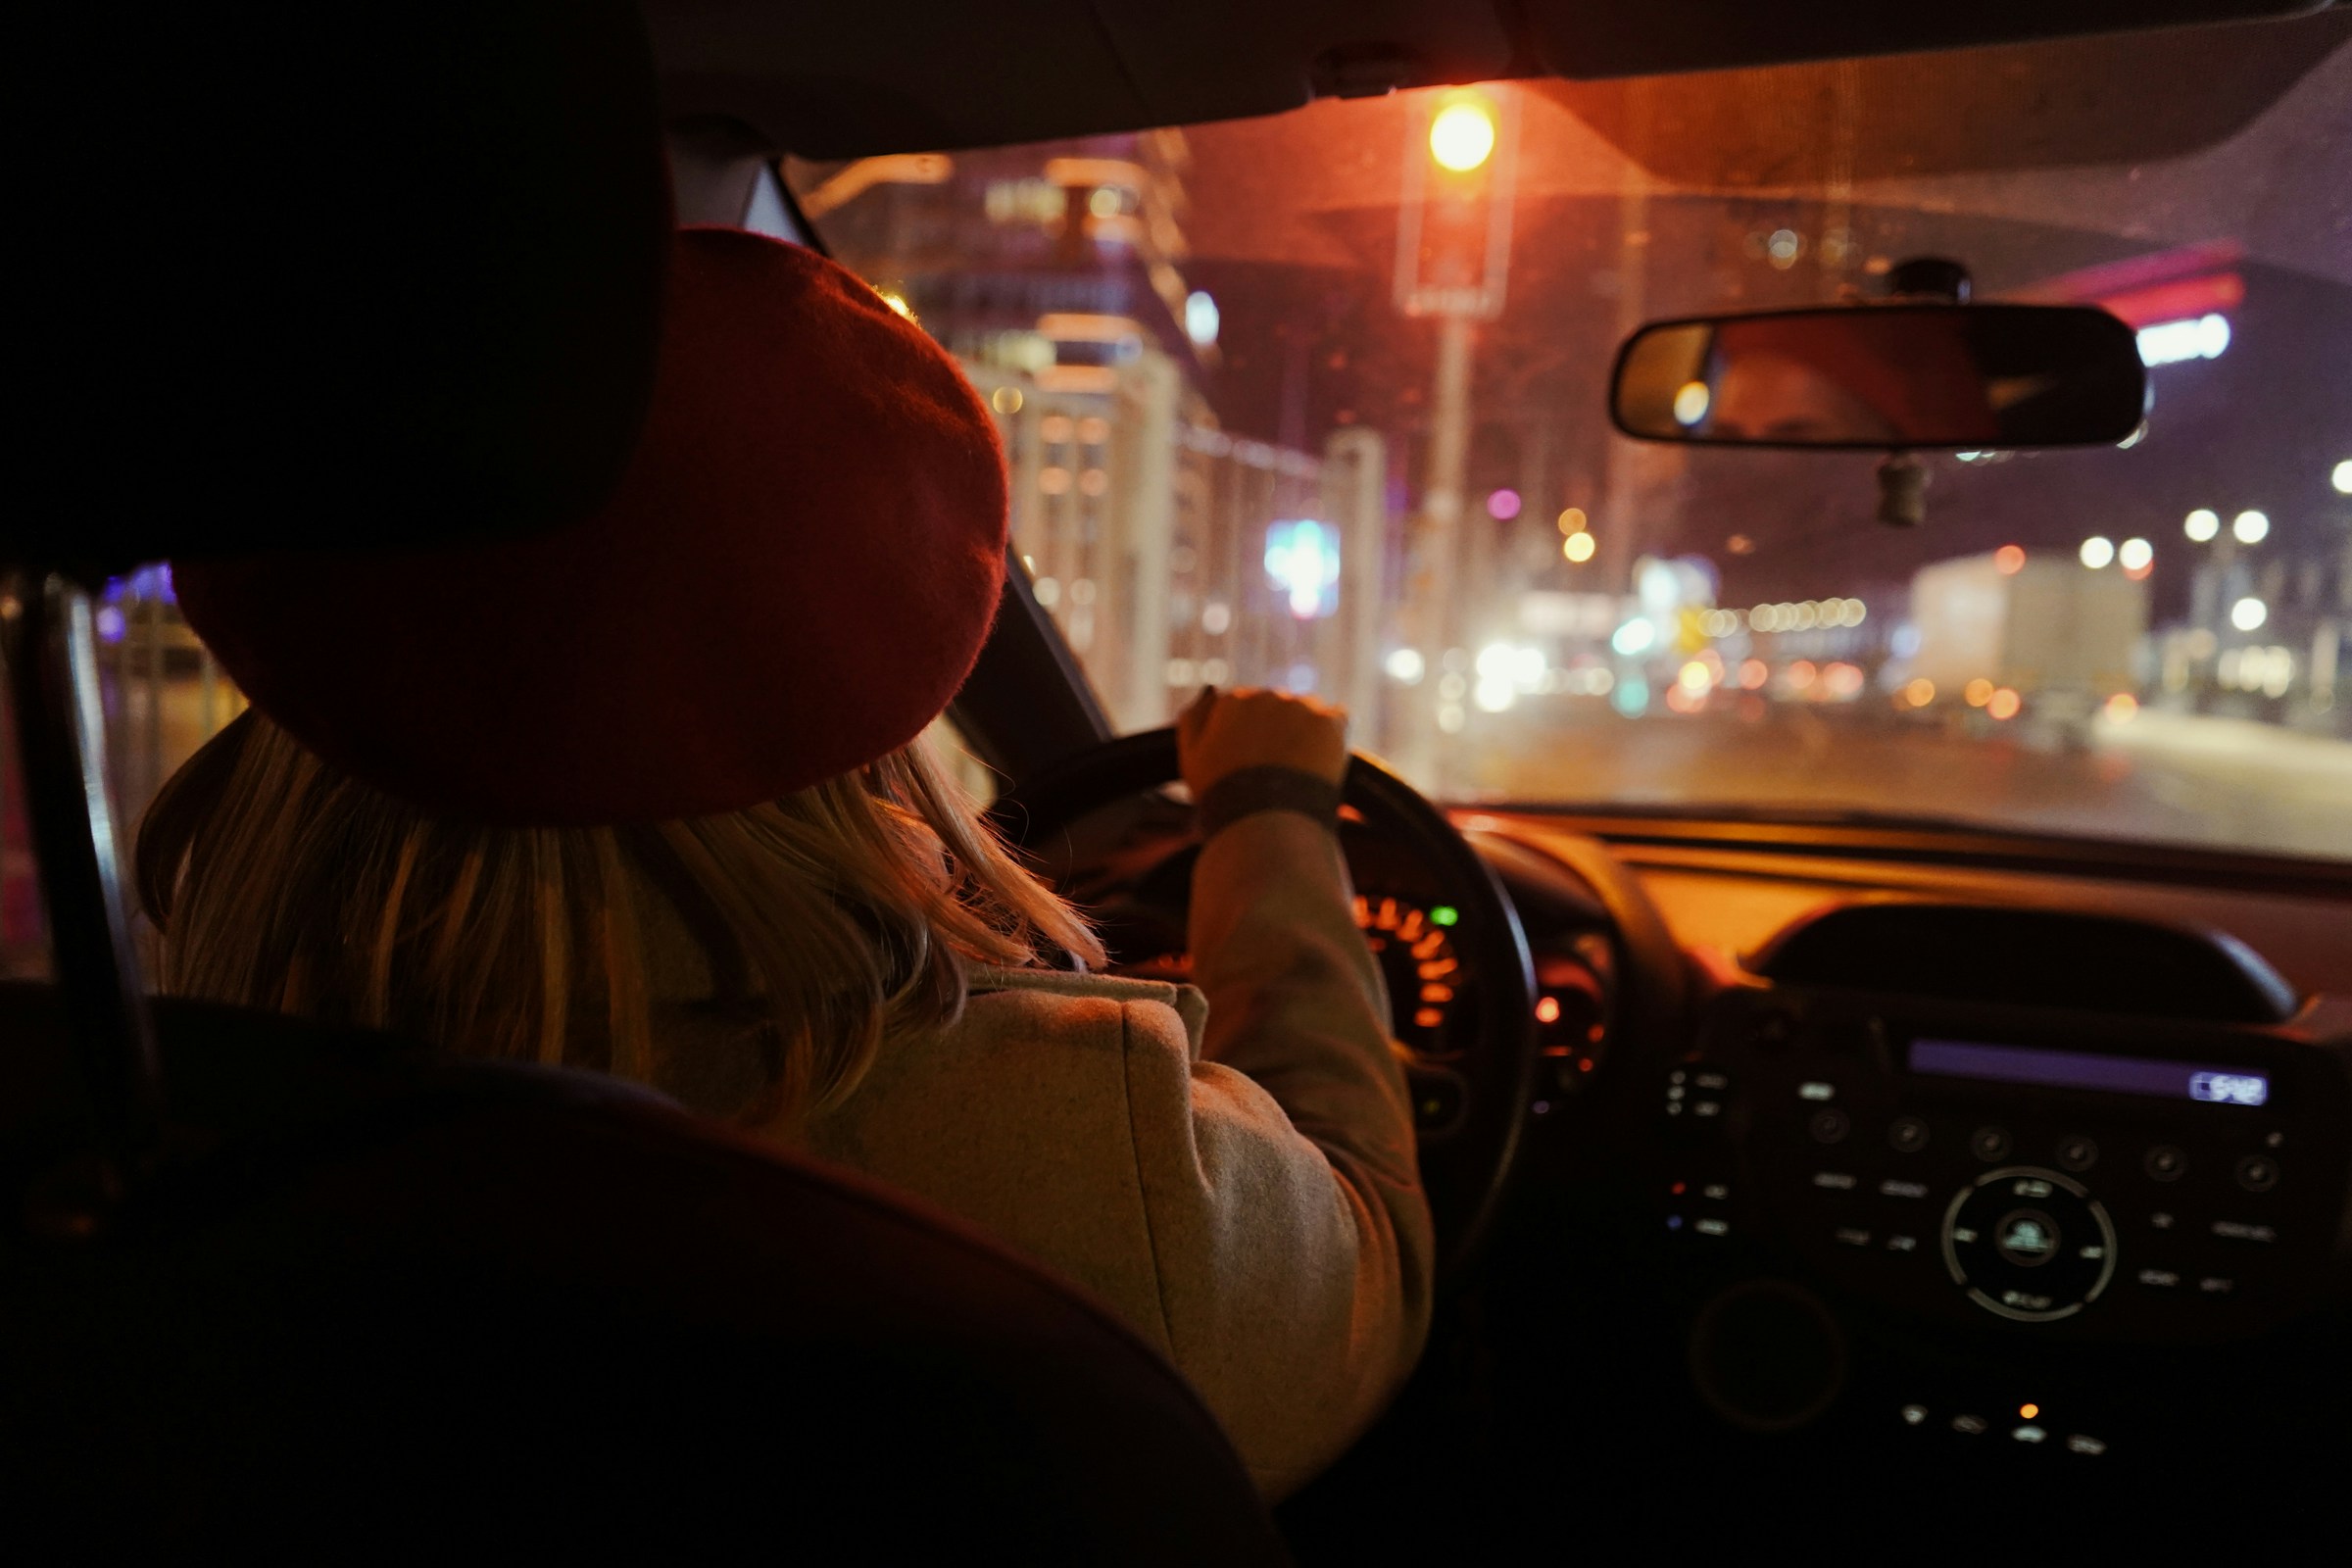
[1885,256,1973,304]
[1875,452,1931,528]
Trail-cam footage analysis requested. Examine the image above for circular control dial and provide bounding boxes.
[1940,1166,2118,1322]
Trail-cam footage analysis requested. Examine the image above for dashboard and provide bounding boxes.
[1012,764,2351,1544]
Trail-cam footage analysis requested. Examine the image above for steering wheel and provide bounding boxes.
[989,727,1540,1279]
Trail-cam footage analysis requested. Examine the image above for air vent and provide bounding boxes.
[1752,904,2297,1023]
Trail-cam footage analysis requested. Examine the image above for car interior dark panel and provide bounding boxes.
[1520,0,2334,79]
[1746,902,2300,1021]
[7,0,2348,1557]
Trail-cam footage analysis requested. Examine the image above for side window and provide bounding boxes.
[0,569,250,981]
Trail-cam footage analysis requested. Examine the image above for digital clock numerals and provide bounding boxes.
[2188,1072,2268,1106]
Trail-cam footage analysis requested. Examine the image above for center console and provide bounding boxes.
[1648,903,2352,1459]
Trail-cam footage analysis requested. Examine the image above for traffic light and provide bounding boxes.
[1394,89,1515,319]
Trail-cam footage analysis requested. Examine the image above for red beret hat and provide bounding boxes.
[176,227,1009,826]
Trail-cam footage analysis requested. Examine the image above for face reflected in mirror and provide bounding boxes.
[1704,349,1915,444]
[1612,304,2146,450]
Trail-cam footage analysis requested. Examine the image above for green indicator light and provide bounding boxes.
[1430,906,1460,927]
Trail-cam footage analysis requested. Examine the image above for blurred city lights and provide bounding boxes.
[1739,660,1768,690]
[1994,545,2026,574]
[1429,100,1497,172]
[1488,488,1522,520]
[2184,508,2221,542]
[2105,693,2139,722]
[1823,662,1866,699]
[1677,661,1711,695]
[1563,532,1596,564]
[2231,596,2268,631]
[991,385,1024,414]
[2080,536,2115,569]
[1437,703,1466,733]
[1386,647,1427,684]
[1987,687,2022,720]
[1673,381,1711,426]
[1612,676,1649,715]
[2232,510,2270,544]
[1184,290,1220,347]
[1557,506,1588,535]
[1965,678,1995,708]
[1787,661,1817,690]
[1264,519,1340,619]
[1475,677,1516,712]
[1903,678,1936,708]
[2135,313,2230,366]
[2334,460,2352,495]
[1611,619,1655,656]
[1535,996,1561,1024]
[2117,537,2153,572]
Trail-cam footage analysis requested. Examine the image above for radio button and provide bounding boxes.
[1992,1208,2062,1268]
[2143,1145,2186,1182]
[1808,1108,1851,1145]
[1942,1166,2117,1322]
[2233,1155,2279,1193]
[2209,1219,2277,1244]
[1812,1171,1858,1191]
[2056,1136,2098,1173]
[1878,1178,1930,1200]
[1834,1226,1873,1247]
[1970,1126,2012,1162]
[1888,1116,1930,1153]
[2197,1276,2235,1297]
[2134,1267,2180,1289]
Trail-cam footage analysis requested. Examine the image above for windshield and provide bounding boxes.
[809,19,2352,861]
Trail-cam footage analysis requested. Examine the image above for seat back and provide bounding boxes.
[2,987,1290,1561]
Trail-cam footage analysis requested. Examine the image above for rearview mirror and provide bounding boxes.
[1610,304,2147,450]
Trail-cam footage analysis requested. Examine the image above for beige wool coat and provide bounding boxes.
[784,809,1437,1499]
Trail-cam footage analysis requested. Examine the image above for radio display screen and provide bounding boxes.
[1908,1039,2270,1106]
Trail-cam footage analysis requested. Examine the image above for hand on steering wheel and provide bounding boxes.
[991,724,1539,1281]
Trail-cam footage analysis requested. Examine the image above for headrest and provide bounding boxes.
[176,228,1010,827]
[11,2,669,573]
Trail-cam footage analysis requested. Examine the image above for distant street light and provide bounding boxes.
[2117,537,2154,572]
[2183,509,2220,542]
[1563,530,1596,564]
[2231,596,2268,632]
[2232,510,2270,544]
[2079,536,2115,568]
[2334,460,2351,495]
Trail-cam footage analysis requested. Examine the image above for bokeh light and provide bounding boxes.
[1429,101,1496,172]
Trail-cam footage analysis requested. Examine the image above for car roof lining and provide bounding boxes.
[646,0,2341,166]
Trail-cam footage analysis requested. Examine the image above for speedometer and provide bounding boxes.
[1353,893,1466,1055]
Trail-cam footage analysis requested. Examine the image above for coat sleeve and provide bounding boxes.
[1114,808,1435,1499]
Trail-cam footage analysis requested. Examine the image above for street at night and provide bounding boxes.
[1453,699,2352,858]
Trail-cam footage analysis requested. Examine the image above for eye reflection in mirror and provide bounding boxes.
[1613,304,2147,450]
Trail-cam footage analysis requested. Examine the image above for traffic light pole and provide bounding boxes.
[1395,310,1476,792]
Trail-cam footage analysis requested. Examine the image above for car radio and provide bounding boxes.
[1656,986,2350,1345]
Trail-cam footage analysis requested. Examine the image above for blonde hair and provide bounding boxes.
[136,710,1102,1127]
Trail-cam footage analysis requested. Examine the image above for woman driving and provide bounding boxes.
[136,226,1432,1501]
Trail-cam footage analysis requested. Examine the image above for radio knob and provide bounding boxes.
[1940,1166,2118,1323]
